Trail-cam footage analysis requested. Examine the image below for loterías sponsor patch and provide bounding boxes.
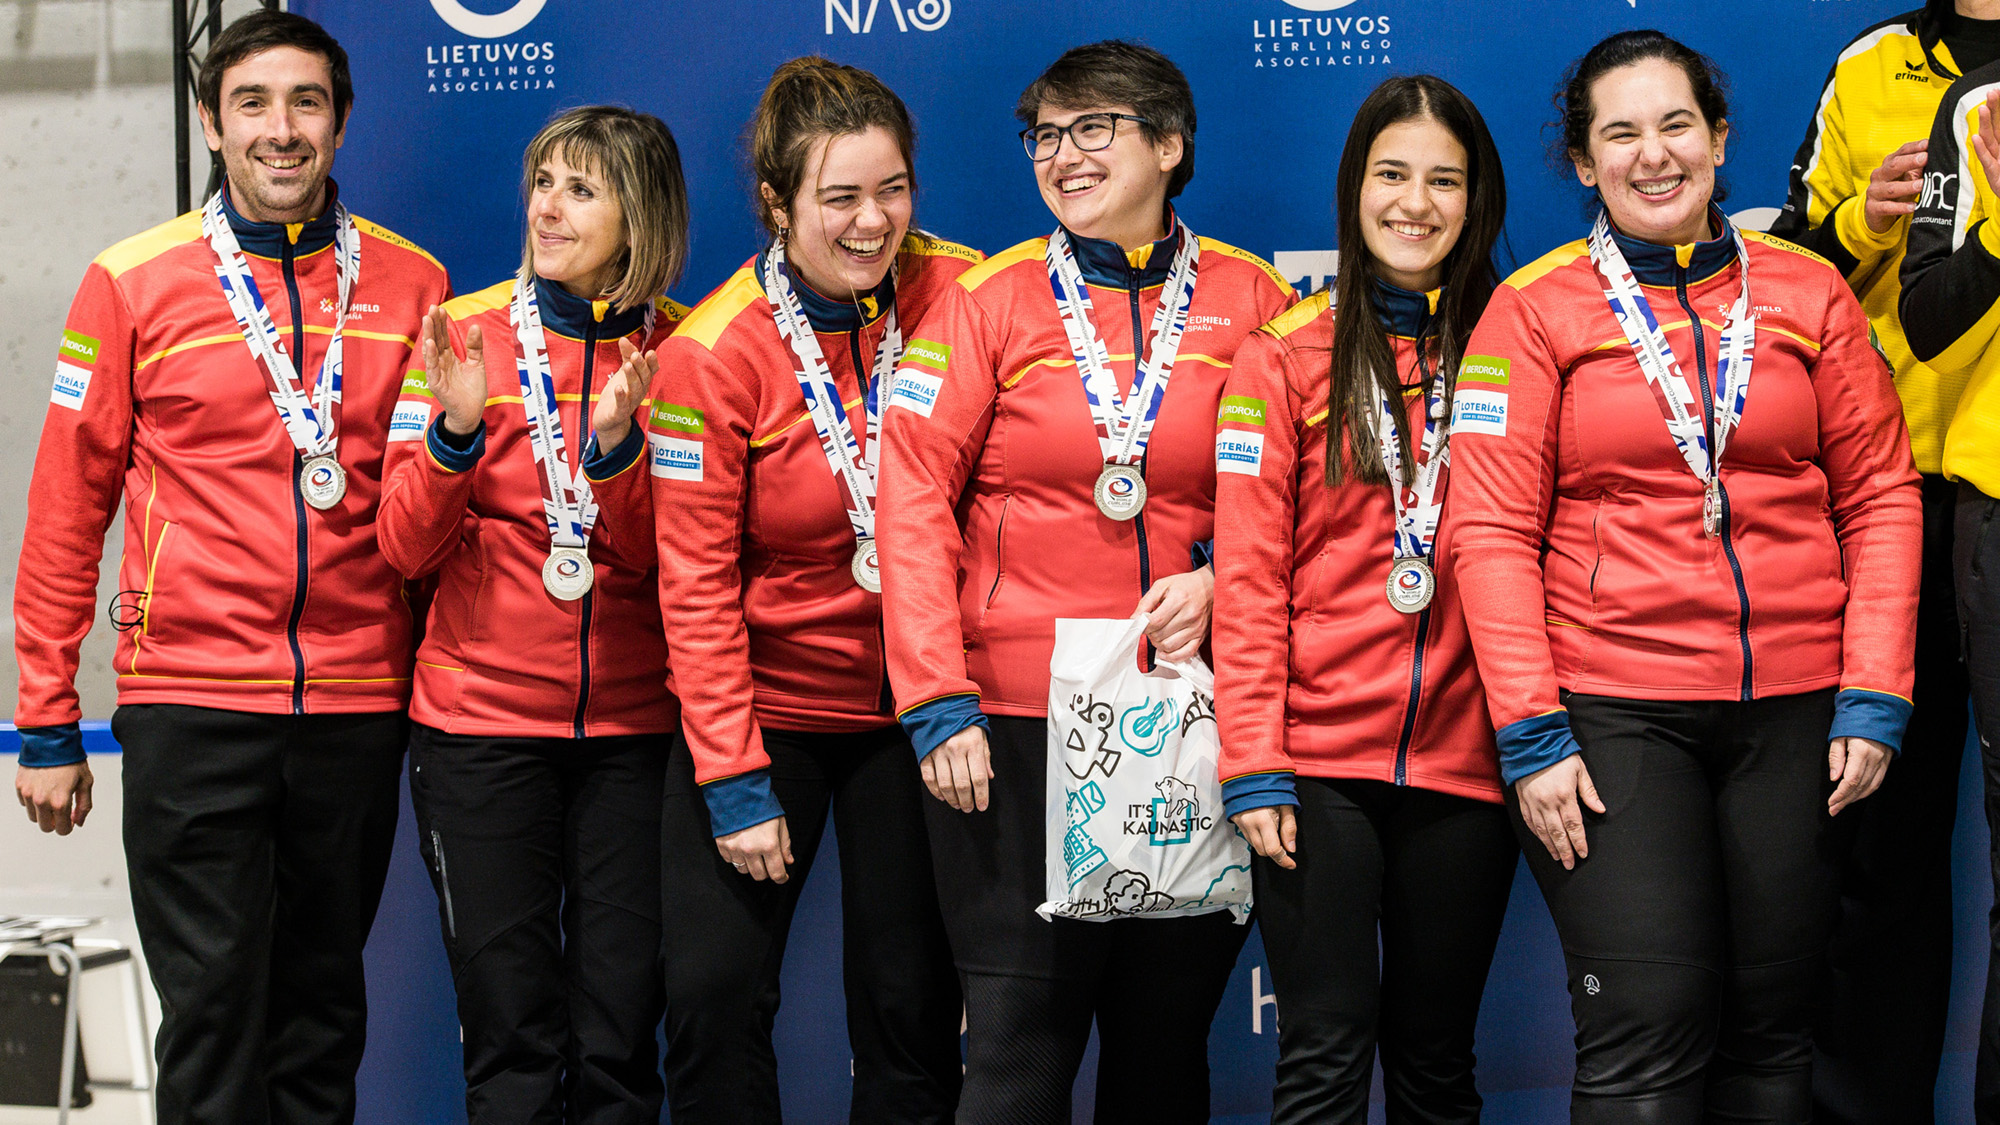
[1451,355,1509,437]
[51,329,98,411]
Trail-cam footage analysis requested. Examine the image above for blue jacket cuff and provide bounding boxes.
[1191,539,1216,570]
[1830,688,1913,755]
[1496,710,1583,786]
[581,425,645,482]
[701,769,784,838]
[19,724,85,767]
[1221,771,1297,820]
[426,414,486,472]
[899,694,989,761]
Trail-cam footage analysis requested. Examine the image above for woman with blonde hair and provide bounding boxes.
[378,104,688,1122]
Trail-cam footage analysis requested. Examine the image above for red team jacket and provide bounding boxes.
[15,186,450,764]
[614,234,981,835]
[878,217,1295,754]
[1447,216,1922,783]
[1214,286,1502,818]
[379,276,684,740]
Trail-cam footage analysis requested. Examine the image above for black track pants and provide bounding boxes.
[407,725,669,1125]
[1814,473,1965,1124]
[1953,480,2000,1125]
[1512,690,1843,1124]
[115,704,405,1125]
[1254,777,1517,1125]
[926,715,1250,1125]
[659,724,962,1125]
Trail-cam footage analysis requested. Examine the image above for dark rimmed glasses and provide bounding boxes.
[1019,113,1151,161]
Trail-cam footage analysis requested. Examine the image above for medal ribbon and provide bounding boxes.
[1585,209,1755,487]
[1044,224,1200,466]
[760,241,902,544]
[201,191,357,460]
[1372,351,1450,562]
[511,272,656,550]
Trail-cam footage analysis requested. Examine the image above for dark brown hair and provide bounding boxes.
[1554,30,1730,183]
[1326,75,1506,487]
[197,10,353,133]
[750,56,917,238]
[1015,41,1196,199]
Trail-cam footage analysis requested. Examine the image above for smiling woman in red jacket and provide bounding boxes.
[1213,75,1515,1124]
[376,106,687,1124]
[599,58,978,1124]
[1447,32,1922,1121]
[877,41,1294,1125]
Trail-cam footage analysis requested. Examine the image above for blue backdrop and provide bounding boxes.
[279,0,1983,1119]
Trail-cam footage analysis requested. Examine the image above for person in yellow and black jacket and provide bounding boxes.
[1769,3,2000,1115]
[1902,50,2000,1123]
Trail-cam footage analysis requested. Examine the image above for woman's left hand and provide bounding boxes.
[1828,736,1893,816]
[1139,566,1215,663]
[591,337,660,453]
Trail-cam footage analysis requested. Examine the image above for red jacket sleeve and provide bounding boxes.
[1812,268,1922,711]
[15,263,136,731]
[585,303,683,573]
[877,277,1000,722]
[377,312,482,580]
[1445,282,1572,751]
[1212,327,1302,792]
[650,334,770,788]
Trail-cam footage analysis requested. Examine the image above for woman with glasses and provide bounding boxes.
[1214,74,1515,1123]
[378,105,687,1122]
[877,40,1294,1123]
[1448,31,1919,1118]
[593,57,979,1124]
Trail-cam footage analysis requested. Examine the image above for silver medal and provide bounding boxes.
[300,455,347,510]
[1385,557,1436,614]
[541,546,594,601]
[851,536,882,594]
[1093,463,1147,522]
[1702,478,1722,539]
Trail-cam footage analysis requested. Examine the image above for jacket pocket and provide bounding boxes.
[971,496,1011,644]
[126,520,179,672]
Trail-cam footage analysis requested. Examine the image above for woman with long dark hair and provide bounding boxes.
[1448,31,1922,1119]
[1214,74,1515,1124]
[877,39,1294,1124]
[596,57,978,1124]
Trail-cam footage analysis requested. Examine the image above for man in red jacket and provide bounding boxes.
[10,12,448,1124]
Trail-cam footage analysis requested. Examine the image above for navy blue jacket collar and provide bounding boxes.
[1368,277,1435,341]
[534,274,649,341]
[1063,209,1183,290]
[219,179,342,259]
[1606,205,1737,287]
[778,252,896,335]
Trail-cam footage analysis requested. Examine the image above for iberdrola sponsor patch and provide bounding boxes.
[1217,395,1266,427]
[400,371,434,398]
[650,401,705,435]
[1451,354,1509,437]
[902,338,950,372]
[50,329,99,411]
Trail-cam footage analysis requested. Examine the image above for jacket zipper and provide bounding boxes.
[1675,265,1754,699]
[849,327,896,710]
[1126,264,1154,603]
[1393,344,1437,785]
[281,239,309,714]
[573,323,599,738]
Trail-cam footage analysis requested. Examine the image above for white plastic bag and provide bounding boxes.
[1038,614,1252,923]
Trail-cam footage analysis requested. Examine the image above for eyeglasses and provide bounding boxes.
[1019,113,1151,161]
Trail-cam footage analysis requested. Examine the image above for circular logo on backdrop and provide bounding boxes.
[430,0,548,38]
[1280,0,1360,9]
